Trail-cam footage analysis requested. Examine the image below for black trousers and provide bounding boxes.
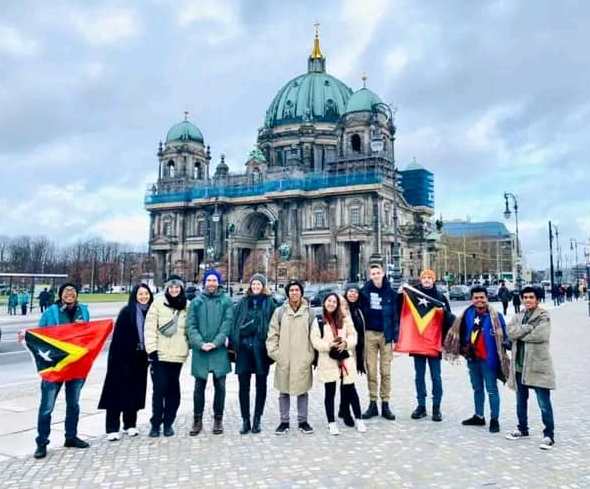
[106,409,138,433]
[325,382,362,423]
[501,301,509,315]
[238,373,268,420]
[194,375,226,417]
[150,361,182,429]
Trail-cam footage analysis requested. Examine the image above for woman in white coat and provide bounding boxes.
[311,293,366,435]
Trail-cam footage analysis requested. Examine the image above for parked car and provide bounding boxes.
[449,285,470,301]
[486,285,500,301]
[309,286,345,307]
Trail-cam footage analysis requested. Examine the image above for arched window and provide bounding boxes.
[351,134,362,153]
[350,207,361,226]
[193,163,203,180]
[167,160,175,178]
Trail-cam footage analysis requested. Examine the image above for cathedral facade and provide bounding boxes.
[145,31,437,286]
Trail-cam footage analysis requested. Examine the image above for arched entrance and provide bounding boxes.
[232,211,276,282]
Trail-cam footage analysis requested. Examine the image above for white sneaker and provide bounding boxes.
[328,422,340,436]
[125,427,139,437]
[355,419,367,433]
[505,429,528,440]
[107,432,121,441]
[539,436,555,450]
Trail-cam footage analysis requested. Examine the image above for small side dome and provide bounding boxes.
[166,118,204,144]
[344,87,383,114]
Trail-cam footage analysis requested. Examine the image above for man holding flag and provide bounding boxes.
[20,283,112,459]
[396,270,454,422]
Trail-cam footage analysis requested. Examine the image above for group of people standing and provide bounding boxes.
[29,264,557,459]
[6,287,54,315]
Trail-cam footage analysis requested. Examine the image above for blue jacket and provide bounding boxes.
[461,305,507,373]
[39,303,90,327]
[360,278,399,343]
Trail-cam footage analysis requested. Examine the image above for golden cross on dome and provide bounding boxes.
[311,22,323,59]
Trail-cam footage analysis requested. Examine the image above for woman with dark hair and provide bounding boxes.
[231,273,277,434]
[339,284,367,426]
[311,293,366,435]
[144,275,189,437]
[98,284,154,440]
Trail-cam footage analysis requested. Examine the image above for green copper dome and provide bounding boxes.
[265,72,352,128]
[345,87,383,114]
[166,119,204,144]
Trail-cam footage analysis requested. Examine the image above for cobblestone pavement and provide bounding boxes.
[0,301,588,488]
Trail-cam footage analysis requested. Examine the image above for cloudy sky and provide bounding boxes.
[0,0,588,268]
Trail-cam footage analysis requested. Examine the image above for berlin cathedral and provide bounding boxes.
[145,28,437,286]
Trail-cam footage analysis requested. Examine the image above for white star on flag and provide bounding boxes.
[417,297,430,307]
[38,349,52,362]
[474,317,481,326]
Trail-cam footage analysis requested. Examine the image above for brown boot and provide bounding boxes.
[212,415,224,435]
[189,415,203,436]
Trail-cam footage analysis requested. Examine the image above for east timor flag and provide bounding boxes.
[395,286,444,357]
[25,319,113,382]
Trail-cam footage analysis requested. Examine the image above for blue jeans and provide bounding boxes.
[413,356,442,408]
[515,372,555,440]
[36,379,85,446]
[467,359,499,419]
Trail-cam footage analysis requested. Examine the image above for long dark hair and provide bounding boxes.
[322,293,344,329]
[129,284,154,307]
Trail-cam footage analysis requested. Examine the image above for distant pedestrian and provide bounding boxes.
[19,290,30,315]
[498,281,511,315]
[311,293,366,435]
[231,274,276,435]
[144,275,189,438]
[512,290,521,314]
[38,288,50,313]
[506,286,556,450]
[8,289,18,315]
[98,284,153,440]
[187,269,234,436]
[266,280,316,435]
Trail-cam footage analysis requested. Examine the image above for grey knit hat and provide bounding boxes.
[249,273,267,288]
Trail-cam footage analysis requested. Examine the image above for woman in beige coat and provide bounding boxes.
[311,293,367,435]
[144,275,189,438]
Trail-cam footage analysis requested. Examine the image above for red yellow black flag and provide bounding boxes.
[25,319,113,382]
[395,286,444,357]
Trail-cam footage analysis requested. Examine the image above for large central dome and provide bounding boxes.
[264,31,352,129]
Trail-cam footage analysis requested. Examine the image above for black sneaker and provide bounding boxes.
[462,415,486,426]
[163,426,175,437]
[361,401,378,419]
[33,445,47,459]
[432,407,443,422]
[275,422,290,435]
[148,427,160,438]
[298,421,315,434]
[381,402,396,421]
[411,406,427,419]
[489,418,500,433]
[64,437,89,449]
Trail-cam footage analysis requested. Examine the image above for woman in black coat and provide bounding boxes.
[339,284,367,427]
[98,284,153,440]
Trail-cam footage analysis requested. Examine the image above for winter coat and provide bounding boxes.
[231,293,277,376]
[98,305,148,411]
[144,294,189,364]
[186,288,234,379]
[18,293,30,305]
[266,301,316,396]
[39,303,90,326]
[498,286,511,302]
[507,307,556,390]
[311,314,358,385]
[8,293,18,307]
[360,278,399,343]
[347,303,366,374]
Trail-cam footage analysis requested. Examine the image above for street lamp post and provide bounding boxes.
[570,238,579,283]
[503,192,522,290]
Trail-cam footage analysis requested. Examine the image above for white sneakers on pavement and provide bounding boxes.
[125,428,139,437]
[355,419,367,433]
[328,422,340,436]
[107,432,121,441]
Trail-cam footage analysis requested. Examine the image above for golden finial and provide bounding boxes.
[311,22,323,60]
[361,73,367,88]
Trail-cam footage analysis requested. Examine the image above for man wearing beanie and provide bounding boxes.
[231,273,277,434]
[187,269,234,435]
[32,283,91,459]
[266,280,316,435]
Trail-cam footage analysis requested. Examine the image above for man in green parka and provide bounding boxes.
[187,269,234,436]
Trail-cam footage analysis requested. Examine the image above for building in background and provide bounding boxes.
[432,220,520,284]
[145,29,437,286]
